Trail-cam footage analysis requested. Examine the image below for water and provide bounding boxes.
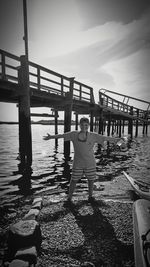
[0,124,150,207]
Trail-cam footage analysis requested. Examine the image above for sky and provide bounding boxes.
[0,0,150,121]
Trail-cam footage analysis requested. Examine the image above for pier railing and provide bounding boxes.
[0,49,149,122]
[0,49,94,103]
[99,89,150,121]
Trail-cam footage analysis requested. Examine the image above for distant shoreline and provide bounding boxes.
[0,120,149,126]
[0,120,76,125]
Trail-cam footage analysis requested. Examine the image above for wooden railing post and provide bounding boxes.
[1,52,6,80]
[90,88,95,103]
[61,76,64,95]
[18,55,32,173]
[79,84,82,101]
[37,66,41,90]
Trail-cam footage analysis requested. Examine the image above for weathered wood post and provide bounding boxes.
[128,106,133,139]
[122,120,125,134]
[107,117,111,136]
[98,110,104,134]
[64,77,74,158]
[98,96,104,134]
[90,111,94,132]
[103,120,106,133]
[119,120,122,137]
[75,112,78,130]
[18,55,32,173]
[90,87,95,131]
[54,110,58,146]
[54,110,58,135]
[116,121,119,135]
[111,120,114,136]
[135,109,139,137]
[142,111,148,135]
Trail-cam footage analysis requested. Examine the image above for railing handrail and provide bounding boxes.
[99,88,150,106]
[0,49,94,103]
[99,90,150,120]
[0,49,20,61]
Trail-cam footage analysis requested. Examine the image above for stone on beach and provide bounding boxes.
[14,246,37,265]
[23,209,40,220]
[9,259,29,267]
[7,220,42,258]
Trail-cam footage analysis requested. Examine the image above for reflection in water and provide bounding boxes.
[0,140,132,205]
[0,123,150,207]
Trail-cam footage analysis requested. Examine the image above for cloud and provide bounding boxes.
[37,10,150,107]
[76,0,150,28]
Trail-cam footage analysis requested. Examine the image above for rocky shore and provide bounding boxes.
[1,136,150,266]
[37,193,134,267]
[0,174,135,267]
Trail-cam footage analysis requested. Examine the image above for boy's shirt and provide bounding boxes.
[64,131,104,168]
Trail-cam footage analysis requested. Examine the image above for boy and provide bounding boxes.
[43,117,124,203]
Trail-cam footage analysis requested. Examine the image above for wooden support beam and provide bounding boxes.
[111,120,115,136]
[64,77,74,158]
[98,109,104,134]
[74,113,78,130]
[107,119,111,136]
[119,120,122,137]
[135,109,139,137]
[128,106,133,139]
[54,110,58,146]
[90,111,94,132]
[122,120,125,134]
[18,55,32,172]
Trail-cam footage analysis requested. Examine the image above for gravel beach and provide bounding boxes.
[1,136,150,266]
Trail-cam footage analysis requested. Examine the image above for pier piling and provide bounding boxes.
[18,55,32,172]
[64,78,74,158]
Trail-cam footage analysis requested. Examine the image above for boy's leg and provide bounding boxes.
[85,168,96,198]
[68,168,83,200]
[68,179,77,200]
[88,179,94,198]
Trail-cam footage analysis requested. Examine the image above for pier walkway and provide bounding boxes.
[0,49,149,171]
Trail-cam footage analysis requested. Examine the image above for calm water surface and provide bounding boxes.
[0,124,150,206]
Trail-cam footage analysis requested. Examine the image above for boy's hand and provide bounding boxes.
[43,133,51,140]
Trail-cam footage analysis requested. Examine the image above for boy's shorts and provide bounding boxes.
[71,167,96,181]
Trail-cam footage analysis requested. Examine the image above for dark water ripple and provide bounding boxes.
[0,124,150,208]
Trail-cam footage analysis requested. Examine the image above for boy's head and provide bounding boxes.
[79,117,90,132]
[79,117,89,125]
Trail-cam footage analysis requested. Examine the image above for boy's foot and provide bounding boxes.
[88,196,97,204]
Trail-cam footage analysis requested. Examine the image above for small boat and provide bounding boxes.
[133,199,150,267]
[123,171,150,201]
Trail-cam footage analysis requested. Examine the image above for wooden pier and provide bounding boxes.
[0,49,149,173]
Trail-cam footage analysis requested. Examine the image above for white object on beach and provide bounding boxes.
[133,199,150,267]
[123,171,150,201]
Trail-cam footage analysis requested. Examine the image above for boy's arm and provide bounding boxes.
[43,133,66,140]
[102,135,123,144]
